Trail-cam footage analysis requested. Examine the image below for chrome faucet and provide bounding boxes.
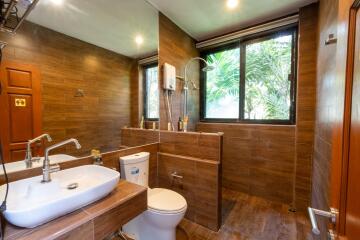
[42,138,81,183]
[25,134,52,168]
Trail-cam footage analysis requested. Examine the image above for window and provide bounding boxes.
[201,27,297,124]
[205,46,240,119]
[143,63,159,120]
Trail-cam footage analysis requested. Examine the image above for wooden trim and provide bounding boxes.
[138,55,158,65]
[339,1,360,234]
[239,42,245,120]
[291,27,298,124]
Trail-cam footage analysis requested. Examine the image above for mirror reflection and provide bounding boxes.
[0,0,159,173]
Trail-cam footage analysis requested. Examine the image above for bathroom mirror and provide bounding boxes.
[0,0,160,173]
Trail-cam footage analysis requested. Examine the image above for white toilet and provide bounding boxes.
[120,152,187,240]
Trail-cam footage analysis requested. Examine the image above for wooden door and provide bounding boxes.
[342,6,360,239]
[337,1,360,239]
[0,61,42,163]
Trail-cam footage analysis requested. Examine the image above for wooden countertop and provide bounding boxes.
[3,180,147,240]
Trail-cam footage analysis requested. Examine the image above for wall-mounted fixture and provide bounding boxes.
[163,63,176,131]
[325,33,337,45]
[74,89,84,97]
[177,57,214,118]
[0,0,40,33]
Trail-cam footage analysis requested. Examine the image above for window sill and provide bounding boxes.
[199,119,295,126]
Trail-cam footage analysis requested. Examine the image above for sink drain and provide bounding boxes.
[67,183,78,190]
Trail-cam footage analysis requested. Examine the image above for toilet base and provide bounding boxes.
[123,208,185,240]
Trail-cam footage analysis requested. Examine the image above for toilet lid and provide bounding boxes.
[148,188,187,213]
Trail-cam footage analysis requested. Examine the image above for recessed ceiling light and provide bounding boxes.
[135,35,144,45]
[226,0,238,9]
[50,0,63,6]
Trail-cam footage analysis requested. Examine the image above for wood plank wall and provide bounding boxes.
[0,21,135,157]
[197,4,319,211]
[158,131,223,231]
[312,1,338,236]
[295,3,318,211]
[197,123,295,204]
[130,64,142,128]
[121,128,159,147]
[311,0,352,238]
[158,13,200,131]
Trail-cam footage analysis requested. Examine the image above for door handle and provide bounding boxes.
[308,207,338,235]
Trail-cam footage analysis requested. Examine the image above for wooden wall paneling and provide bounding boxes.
[130,63,142,128]
[158,13,200,131]
[310,0,353,238]
[120,128,160,147]
[157,153,197,221]
[157,130,223,231]
[157,153,221,231]
[197,123,296,205]
[295,3,319,211]
[0,21,135,157]
[159,131,222,162]
[194,160,221,231]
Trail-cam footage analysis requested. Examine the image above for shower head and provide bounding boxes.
[202,65,215,72]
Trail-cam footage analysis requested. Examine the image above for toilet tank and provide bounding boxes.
[119,152,149,187]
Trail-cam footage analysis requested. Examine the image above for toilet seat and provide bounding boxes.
[148,188,187,214]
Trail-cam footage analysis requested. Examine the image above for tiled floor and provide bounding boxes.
[176,188,314,240]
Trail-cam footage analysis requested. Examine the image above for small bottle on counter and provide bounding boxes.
[91,149,103,165]
[167,122,172,131]
[178,117,183,131]
[140,116,144,129]
[183,115,188,132]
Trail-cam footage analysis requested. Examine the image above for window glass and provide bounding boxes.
[244,34,293,120]
[201,28,296,124]
[205,48,240,119]
[145,65,159,119]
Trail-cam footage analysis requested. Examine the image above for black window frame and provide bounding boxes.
[200,25,298,125]
[143,62,159,121]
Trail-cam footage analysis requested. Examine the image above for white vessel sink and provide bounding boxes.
[0,154,77,174]
[0,165,120,228]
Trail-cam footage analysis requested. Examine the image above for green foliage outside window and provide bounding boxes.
[204,31,294,122]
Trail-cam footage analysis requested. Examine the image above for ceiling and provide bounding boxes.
[146,0,317,41]
[27,0,159,58]
[26,0,317,58]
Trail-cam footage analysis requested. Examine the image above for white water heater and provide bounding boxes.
[163,63,176,91]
